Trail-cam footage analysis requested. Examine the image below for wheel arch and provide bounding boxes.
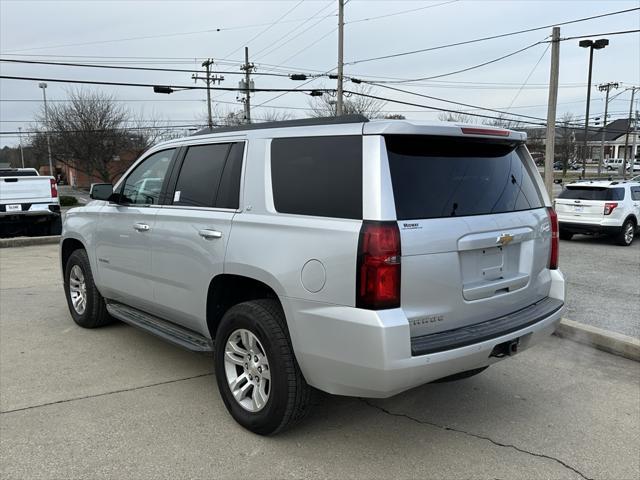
[61,237,87,274]
[206,273,286,341]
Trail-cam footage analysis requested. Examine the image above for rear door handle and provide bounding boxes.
[199,229,222,240]
[133,223,150,232]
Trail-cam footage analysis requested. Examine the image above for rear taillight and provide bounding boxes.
[547,207,559,270]
[356,221,401,309]
[50,178,58,198]
[603,202,618,215]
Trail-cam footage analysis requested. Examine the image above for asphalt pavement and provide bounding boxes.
[1,244,639,480]
[559,235,640,338]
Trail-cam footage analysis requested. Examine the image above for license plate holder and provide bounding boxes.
[574,205,584,212]
[6,204,21,212]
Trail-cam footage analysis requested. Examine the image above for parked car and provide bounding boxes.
[604,158,624,171]
[553,161,578,170]
[60,117,565,434]
[0,168,61,236]
[555,180,640,245]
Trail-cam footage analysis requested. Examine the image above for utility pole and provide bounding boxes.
[193,59,224,130]
[336,0,344,116]
[621,86,637,179]
[596,82,618,177]
[630,109,639,175]
[18,127,25,168]
[38,83,54,177]
[544,27,560,199]
[239,47,255,124]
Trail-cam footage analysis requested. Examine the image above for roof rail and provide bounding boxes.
[192,114,369,136]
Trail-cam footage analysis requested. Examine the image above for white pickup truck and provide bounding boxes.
[0,168,62,236]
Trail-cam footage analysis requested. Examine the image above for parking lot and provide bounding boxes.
[1,243,639,480]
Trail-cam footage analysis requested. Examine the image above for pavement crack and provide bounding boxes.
[359,398,593,480]
[1,372,213,415]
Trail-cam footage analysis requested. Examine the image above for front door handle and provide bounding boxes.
[199,229,222,240]
[133,223,150,232]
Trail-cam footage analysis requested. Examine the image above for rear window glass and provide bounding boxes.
[0,169,38,177]
[271,136,362,219]
[385,135,544,220]
[558,186,624,201]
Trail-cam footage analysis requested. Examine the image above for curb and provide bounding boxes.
[0,236,60,248]
[555,318,640,362]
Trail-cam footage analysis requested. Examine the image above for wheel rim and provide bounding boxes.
[624,223,634,244]
[224,329,271,412]
[68,264,87,315]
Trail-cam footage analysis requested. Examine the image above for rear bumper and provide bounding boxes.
[284,269,565,398]
[558,221,621,235]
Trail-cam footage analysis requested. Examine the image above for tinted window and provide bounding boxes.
[385,135,544,220]
[630,187,640,201]
[0,169,38,177]
[215,142,244,209]
[121,149,174,205]
[558,187,624,201]
[271,136,362,219]
[174,143,231,208]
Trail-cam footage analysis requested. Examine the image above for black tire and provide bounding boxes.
[431,366,489,383]
[615,219,636,246]
[63,249,113,328]
[49,216,62,236]
[214,299,312,435]
[559,230,573,241]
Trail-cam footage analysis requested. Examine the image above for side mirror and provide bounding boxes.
[553,179,563,184]
[90,183,114,201]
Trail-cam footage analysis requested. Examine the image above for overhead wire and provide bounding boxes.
[345,6,640,65]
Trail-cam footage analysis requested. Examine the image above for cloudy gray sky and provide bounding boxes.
[1,0,639,147]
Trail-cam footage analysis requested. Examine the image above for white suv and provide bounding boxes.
[60,117,565,434]
[555,180,640,245]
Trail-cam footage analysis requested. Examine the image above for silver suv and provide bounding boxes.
[60,116,565,435]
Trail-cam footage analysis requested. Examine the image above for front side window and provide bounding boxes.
[271,136,362,219]
[120,149,175,205]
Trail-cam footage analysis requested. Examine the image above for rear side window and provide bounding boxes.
[385,135,544,220]
[631,187,640,201]
[558,187,624,201]
[0,169,38,177]
[271,136,362,219]
[173,142,244,209]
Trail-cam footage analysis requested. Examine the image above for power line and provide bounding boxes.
[346,0,459,24]
[504,43,551,112]
[220,0,306,60]
[361,82,549,122]
[346,6,640,65]
[358,41,545,84]
[0,58,308,78]
[555,29,640,41]
[0,74,334,94]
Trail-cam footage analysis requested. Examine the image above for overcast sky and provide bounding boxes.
[1,0,639,148]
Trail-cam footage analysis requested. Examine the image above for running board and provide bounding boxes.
[106,302,213,353]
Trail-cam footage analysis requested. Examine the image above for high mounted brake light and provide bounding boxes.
[356,221,401,309]
[461,127,510,137]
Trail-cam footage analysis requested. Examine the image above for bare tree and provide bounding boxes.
[308,85,385,118]
[557,112,577,175]
[437,112,476,123]
[30,89,170,183]
[259,109,294,122]
[482,114,523,130]
[383,113,406,120]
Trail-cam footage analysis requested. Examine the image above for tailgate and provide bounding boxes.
[384,134,552,338]
[0,177,53,204]
[555,198,604,222]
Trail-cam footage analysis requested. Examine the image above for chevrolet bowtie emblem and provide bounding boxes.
[496,233,514,246]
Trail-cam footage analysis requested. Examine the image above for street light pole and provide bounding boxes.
[39,82,54,177]
[18,127,25,168]
[336,0,344,116]
[579,38,609,178]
